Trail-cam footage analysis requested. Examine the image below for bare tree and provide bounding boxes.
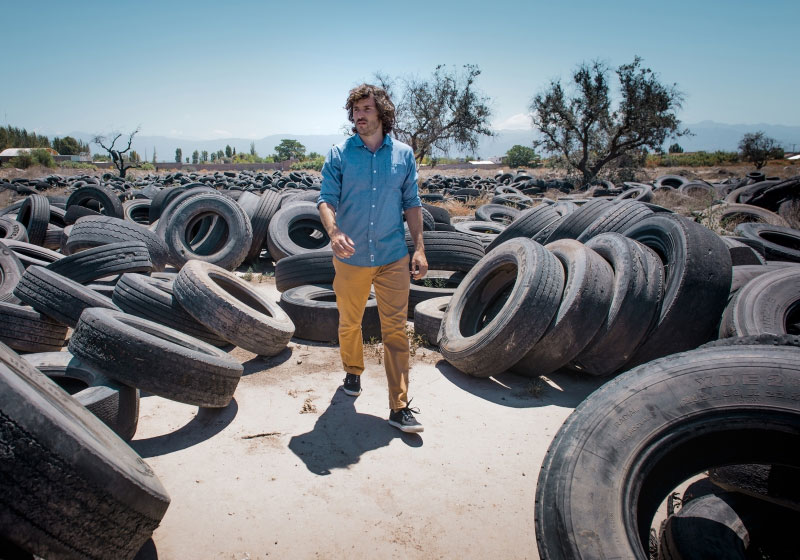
[530,57,688,186]
[92,127,141,178]
[377,64,494,165]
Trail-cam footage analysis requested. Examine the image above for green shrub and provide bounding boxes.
[57,161,97,170]
[290,155,325,172]
[10,152,34,168]
[138,162,155,170]
[646,150,739,167]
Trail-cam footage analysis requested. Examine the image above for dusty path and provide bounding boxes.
[131,279,604,560]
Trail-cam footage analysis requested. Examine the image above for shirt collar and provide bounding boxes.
[352,133,393,151]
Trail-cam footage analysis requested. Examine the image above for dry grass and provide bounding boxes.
[651,189,714,217]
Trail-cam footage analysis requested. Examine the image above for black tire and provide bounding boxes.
[173,260,295,356]
[413,296,451,346]
[69,307,243,408]
[734,223,800,262]
[246,189,283,263]
[0,217,29,243]
[46,241,153,284]
[0,342,170,560]
[405,230,485,273]
[421,202,451,225]
[279,284,381,342]
[148,185,188,223]
[535,344,800,560]
[708,464,800,513]
[729,262,798,298]
[266,201,330,262]
[66,215,170,271]
[475,203,521,225]
[112,273,228,347]
[22,351,139,441]
[164,192,253,270]
[13,266,120,328]
[274,251,335,292]
[439,238,564,377]
[713,203,789,229]
[0,239,62,268]
[0,241,25,303]
[153,186,218,240]
[0,301,68,352]
[452,220,504,247]
[485,205,561,252]
[570,233,665,376]
[721,236,767,266]
[408,271,464,319]
[544,198,615,243]
[616,183,653,203]
[654,174,690,189]
[719,266,800,338]
[658,492,750,560]
[623,214,732,367]
[123,199,152,225]
[576,200,654,242]
[511,239,614,377]
[16,195,50,246]
[66,184,124,219]
[63,204,101,224]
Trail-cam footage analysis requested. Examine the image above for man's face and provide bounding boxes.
[352,95,382,137]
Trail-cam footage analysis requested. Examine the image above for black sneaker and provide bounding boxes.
[342,373,361,396]
[388,403,423,433]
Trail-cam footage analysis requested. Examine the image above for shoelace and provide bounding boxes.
[402,399,421,418]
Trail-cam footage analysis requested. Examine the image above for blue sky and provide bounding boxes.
[3,0,798,140]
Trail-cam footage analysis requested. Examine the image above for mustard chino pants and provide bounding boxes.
[332,254,410,411]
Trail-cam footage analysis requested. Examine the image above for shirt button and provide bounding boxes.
[370,222,373,225]
[372,205,375,208]
[373,188,376,191]
[373,170,376,173]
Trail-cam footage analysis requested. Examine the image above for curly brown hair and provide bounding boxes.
[345,83,396,135]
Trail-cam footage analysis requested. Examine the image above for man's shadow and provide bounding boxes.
[288,390,422,476]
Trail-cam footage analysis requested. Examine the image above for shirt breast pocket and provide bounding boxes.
[387,162,407,190]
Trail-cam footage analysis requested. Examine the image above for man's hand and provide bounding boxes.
[330,229,356,259]
[410,250,428,280]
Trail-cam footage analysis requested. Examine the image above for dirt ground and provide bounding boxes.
[129,278,605,560]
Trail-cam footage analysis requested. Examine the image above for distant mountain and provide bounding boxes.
[50,121,800,162]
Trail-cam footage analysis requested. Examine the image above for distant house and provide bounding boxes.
[0,147,90,163]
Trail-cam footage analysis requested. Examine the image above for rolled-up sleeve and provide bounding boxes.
[401,150,421,211]
[318,146,342,210]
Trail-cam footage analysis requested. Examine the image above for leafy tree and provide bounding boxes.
[274,139,306,161]
[505,145,541,168]
[175,148,182,163]
[210,152,216,162]
[191,150,199,164]
[52,136,85,155]
[92,127,141,178]
[250,142,256,156]
[225,145,232,158]
[738,131,779,170]
[201,150,208,162]
[185,157,189,163]
[668,143,684,154]
[0,125,52,151]
[129,150,141,163]
[530,56,688,185]
[217,150,224,160]
[377,64,494,164]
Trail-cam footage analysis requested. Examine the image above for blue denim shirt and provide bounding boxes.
[317,134,421,267]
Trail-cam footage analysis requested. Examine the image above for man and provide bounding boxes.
[317,83,428,434]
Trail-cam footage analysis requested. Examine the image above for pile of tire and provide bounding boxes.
[0,172,317,558]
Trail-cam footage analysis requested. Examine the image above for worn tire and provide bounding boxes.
[535,344,800,560]
[0,241,25,303]
[67,215,169,272]
[623,214,732,367]
[719,265,800,338]
[544,199,615,243]
[570,233,665,376]
[16,194,50,246]
[69,308,243,408]
[246,189,283,263]
[112,273,228,347]
[164,192,253,270]
[66,184,124,219]
[13,266,120,328]
[475,203,521,225]
[0,217,28,243]
[22,351,139,441]
[405,231,485,273]
[0,301,68,353]
[46,241,153,284]
[279,284,381,342]
[266,201,330,262]
[274,251,335,292]
[0,341,170,559]
[512,239,614,377]
[439,238,564,377]
[576,200,654,242]
[484,204,561,252]
[0,239,62,268]
[734,223,800,263]
[173,260,295,356]
[413,296,451,346]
